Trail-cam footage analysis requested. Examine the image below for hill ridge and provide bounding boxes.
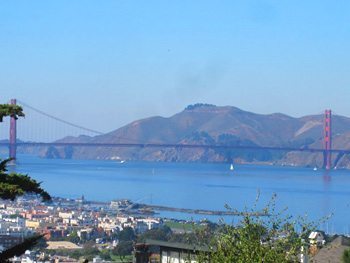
[37,104,350,169]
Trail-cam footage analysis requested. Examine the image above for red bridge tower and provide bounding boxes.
[9,99,17,160]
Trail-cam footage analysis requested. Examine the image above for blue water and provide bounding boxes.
[5,154,350,234]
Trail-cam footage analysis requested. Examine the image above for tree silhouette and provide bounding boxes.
[0,103,51,261]
[0,234,45,262]
[195,194,322,263]
[0,104,25,122]
[0,159,51,201]
[344,249,350,263]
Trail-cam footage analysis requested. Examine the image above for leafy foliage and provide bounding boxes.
[0,159,51,201]
[113,241,134,257]
[0,104,25,122]
[118,227,136,242]
[185,103,216,111]
[344,249,350,263]
[0,104,50,261]
[195,194,322,263]
[0,235,44,262]
[0,159,51,261]
[138,225,172,242]
[66,230,80,243]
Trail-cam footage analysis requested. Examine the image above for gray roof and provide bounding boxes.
[138,239,211,252]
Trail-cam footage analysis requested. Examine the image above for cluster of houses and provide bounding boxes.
[0,196,162,262]
[1,196,350,263]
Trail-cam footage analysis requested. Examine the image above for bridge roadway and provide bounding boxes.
[0,142,348,154]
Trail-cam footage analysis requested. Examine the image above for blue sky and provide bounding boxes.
[1,1,350,133]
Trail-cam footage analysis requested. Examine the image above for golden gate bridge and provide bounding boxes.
[0,99,336,170]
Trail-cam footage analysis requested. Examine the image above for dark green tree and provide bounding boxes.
[0,104,49,200]
[113,240,134,261]
[109,227,137,261]
[138,225,172,242]
[343,249,350,263]
[0,234,44,262]
[0,104,51,262]
[0,159,51,201]
[66,230,80,244]
[0,103,25,122]
[118,227,136,242]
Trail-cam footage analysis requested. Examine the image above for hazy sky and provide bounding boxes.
[1,1,350,133]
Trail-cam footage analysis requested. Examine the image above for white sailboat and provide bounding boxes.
[230,164,234,171]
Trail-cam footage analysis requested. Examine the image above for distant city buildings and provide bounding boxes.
[0,195,163,262]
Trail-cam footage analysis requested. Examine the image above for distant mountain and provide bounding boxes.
[39,104,350,168]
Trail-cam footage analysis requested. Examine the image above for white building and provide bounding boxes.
[309,231,326,246]
[137,218,161,230]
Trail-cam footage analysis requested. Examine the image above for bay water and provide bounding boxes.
[5,154,350,234]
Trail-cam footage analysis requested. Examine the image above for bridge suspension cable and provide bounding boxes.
[17,100,104,135]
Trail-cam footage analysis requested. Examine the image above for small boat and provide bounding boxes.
[230,164,234,171]
[313,167,318,171]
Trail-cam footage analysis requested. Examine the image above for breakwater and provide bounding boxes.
[140,204,269,217]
